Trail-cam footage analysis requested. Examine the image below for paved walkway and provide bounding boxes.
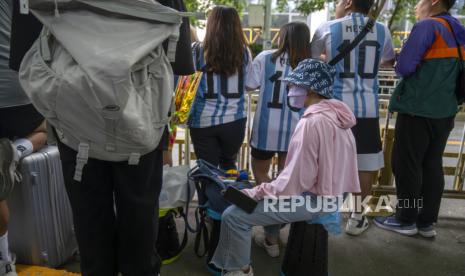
[60,198,465,276]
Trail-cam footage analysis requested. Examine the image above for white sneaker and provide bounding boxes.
[345,216,369,236]
[418,225,437,238]
[0,253,17,276]
[254,234,279,258]
[224,266,254,276]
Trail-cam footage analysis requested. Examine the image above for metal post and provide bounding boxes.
[246,91,254,171]
[263,0,272,50]
[184,127,190,165]
[453,119,465,190]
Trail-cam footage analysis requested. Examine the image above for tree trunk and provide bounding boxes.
[388,0,403,31]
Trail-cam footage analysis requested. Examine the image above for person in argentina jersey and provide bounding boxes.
[311,0,395,236]
[245,22,310,258]
[188,6,252,170]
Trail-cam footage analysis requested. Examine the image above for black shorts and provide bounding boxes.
[351,117,384,171]
[0,104,44,140]
[251,147,286,161]
[351,117,382,154]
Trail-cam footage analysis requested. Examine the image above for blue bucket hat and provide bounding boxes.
[283,59,336,99]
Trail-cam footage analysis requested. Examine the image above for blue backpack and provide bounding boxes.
[187,160,252,275]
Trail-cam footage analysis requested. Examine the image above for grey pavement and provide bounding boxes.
[63,198,465,276]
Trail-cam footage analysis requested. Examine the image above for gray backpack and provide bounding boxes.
[19,0,182,181]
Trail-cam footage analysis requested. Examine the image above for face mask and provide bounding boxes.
[288,95,307,109]
[288,85,308,109]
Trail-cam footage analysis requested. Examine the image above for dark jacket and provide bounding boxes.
[8,0,42,71]
[158,0,195,76]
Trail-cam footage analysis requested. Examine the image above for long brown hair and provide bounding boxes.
[272,22,311,69]
[203,6,248,76]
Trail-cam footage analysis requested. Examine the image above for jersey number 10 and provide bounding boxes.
[338,40,381,79]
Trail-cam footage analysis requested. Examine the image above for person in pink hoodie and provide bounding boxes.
[210,59,361,276]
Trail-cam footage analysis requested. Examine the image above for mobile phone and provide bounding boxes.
[223,186,258,214]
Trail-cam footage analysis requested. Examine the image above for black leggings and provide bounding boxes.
[392,113,454,226]
[190,118,246,170]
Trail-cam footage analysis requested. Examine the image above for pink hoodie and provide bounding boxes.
[243,99,361,200]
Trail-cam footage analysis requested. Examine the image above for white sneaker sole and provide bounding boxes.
[418,230,437,238]
[254,235,280,258]
[373,220,418,236]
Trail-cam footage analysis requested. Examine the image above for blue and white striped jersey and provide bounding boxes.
[311,13,395,118]
[247,50,302,152]
[188,44,252,128]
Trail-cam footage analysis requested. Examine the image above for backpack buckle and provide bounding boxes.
[128,153,141,165]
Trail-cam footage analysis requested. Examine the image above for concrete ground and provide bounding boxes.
[61,114,465,276]
[62,198,465,276]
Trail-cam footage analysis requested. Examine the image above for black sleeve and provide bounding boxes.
[9,0,42,71]
[158,0,195,76]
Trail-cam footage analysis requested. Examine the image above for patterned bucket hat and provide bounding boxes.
[283,59,337,99]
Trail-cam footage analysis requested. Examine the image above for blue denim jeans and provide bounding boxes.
[210,194,335,271]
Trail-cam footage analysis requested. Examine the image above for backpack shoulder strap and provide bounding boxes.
[193,42,203,71]
[328,18,375,66]
[329,0,387,66]
[433,17,464,61]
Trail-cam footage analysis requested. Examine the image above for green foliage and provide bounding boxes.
[249,43,263,58]
[185,0,465,33]
[276,0,416,32]
[185,0,329,17]
[184,0,248,26]
[295,0,330,14]
[277,0,333,14]
[385,0,417,31]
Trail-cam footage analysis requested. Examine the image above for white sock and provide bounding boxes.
[351,212,363,221]
[13,138,33,159]
[0,233,11,262]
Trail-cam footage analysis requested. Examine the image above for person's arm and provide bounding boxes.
[380,27,396,69]
[380,59,395,68]
[245,51,265,91]
[311,23,329,61]
[395,20,436,77]
[242,119,319,200]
